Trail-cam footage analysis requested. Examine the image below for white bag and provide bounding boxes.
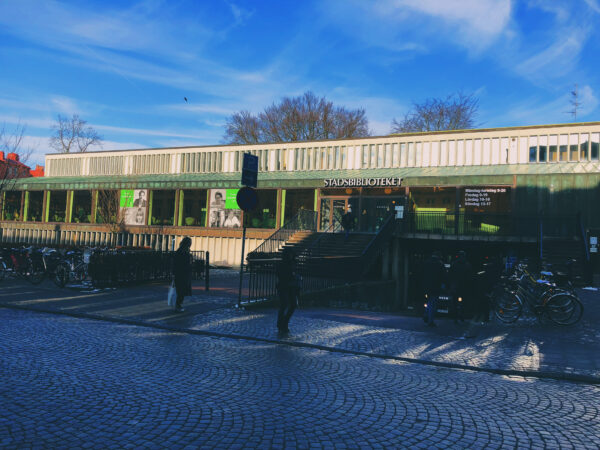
[167,281,176,307]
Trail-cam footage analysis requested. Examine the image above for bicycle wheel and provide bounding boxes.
[493,288,522,323]
[53,263,69,288]
[545,294,583,326]
[27,262,45,285]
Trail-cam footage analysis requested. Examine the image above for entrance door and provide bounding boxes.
[319,197,358,231]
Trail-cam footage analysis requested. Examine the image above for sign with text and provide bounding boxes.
[324,177,403,188]
[462,187,510,213]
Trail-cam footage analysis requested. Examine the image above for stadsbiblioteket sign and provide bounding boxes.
[324,177,403,187]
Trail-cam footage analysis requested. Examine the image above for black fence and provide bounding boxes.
[88,249,209,287]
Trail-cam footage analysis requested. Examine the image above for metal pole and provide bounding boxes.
[205,251,210,291]
[238,226,246,307]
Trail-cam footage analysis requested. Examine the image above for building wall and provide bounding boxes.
[45,123,600,177]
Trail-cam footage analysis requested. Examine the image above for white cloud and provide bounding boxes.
[515,29,588,83]
[584,0,600,13]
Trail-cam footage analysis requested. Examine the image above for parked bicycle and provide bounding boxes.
[492,263,583,325]
[53,249,90,288]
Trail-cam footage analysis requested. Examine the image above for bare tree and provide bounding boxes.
[0,122,34,192]
[96,189,124,233]
[223,91,371,144]
[391,92,479,133]
[49,114,103,153]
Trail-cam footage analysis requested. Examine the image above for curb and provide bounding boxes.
[2,302,599,386]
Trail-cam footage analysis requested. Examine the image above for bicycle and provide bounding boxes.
[492,263,583,326]
[53,249,90,288]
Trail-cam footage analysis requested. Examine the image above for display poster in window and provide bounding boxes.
[461,186,511,213]
[209,189,241,228]
[120,189,148,226]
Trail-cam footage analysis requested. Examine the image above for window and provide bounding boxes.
[181,190,207,226]
[422,142,431,166]
[529,136,538,162]
[283,189,314,225]
[591,133,599,160]
[569,134,579,161]
[439,142,447,166]
[430,142,439,166]
[559,134,568,161]
[151,190,176,226]
[96,190,119,224]
[72,191,92,223]
[415,142,422,166]
[465,140,473,166]
[580,133,589,161]
[26,191,44,222]
[370,145,377,167]
[473,139,482,165]
[448,141,456,166]
[362,145,368,168]
[392,143,400,167]
[48,191,67,222]
[243,190,277,229]
[2,191,22,221]
[538,136,547,163]
[456,140,464,166]
[549,135,558,162]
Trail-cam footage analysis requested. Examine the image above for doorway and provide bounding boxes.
[319,197,358,230]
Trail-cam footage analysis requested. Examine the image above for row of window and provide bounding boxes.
[46,131,600,177]
[0,189,313,230]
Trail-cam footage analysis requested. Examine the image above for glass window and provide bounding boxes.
[283,189,314,225]
[392,143,399,167]
[500,138,509,164]
[244,190,277,229]
[415,142,422,166]
[549,135,558,162]
[151,190,176,226]
[529,136,538,162]
[369,145,377,167]
[559,134,568,161]
[491,138,500,164]
[2,191,22,221]
[538,136,547,163]
[569,134,579,161]
[96,190,119,224]
[465,140,473,165]
[26,191,44,222]
[591,133,599,160]
[48,191,67,223]
[580,133,589,161]
[384,144,391,167]
[72,191,92,223]
[182,190,207,226]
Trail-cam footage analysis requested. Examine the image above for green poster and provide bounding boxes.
[224,189,240,209]
[120,190,134,208]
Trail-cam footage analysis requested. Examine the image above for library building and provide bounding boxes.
[2,122,600,306]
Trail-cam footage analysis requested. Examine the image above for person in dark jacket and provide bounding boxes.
[421,251,446,327]
[276,248,299,334]
[341,207,354,240]
[449,250,473,323]
[173,237,192,312]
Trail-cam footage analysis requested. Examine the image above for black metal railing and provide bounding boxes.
[248,209,318,260]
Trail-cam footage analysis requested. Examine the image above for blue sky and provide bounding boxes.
[1,0,600,166]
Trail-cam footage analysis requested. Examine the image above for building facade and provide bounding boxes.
[1,122,600,266]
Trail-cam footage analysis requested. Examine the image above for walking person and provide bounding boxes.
[449,250,473,324]
[421,251,446,327]
[276,248,299,335]
[172,237,192,312]
[341,207,354,240]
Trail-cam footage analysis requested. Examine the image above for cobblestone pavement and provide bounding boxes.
[2,308,599,449]
[1,276,599,380]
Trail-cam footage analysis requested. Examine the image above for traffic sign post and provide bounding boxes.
[241,153,258,188]
[236,185,259,307]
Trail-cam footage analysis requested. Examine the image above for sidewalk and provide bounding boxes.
[1,272,599,383]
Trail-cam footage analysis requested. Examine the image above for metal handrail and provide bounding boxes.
[249,209,318,258]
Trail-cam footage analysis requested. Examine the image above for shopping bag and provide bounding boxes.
[167,281,176,307]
